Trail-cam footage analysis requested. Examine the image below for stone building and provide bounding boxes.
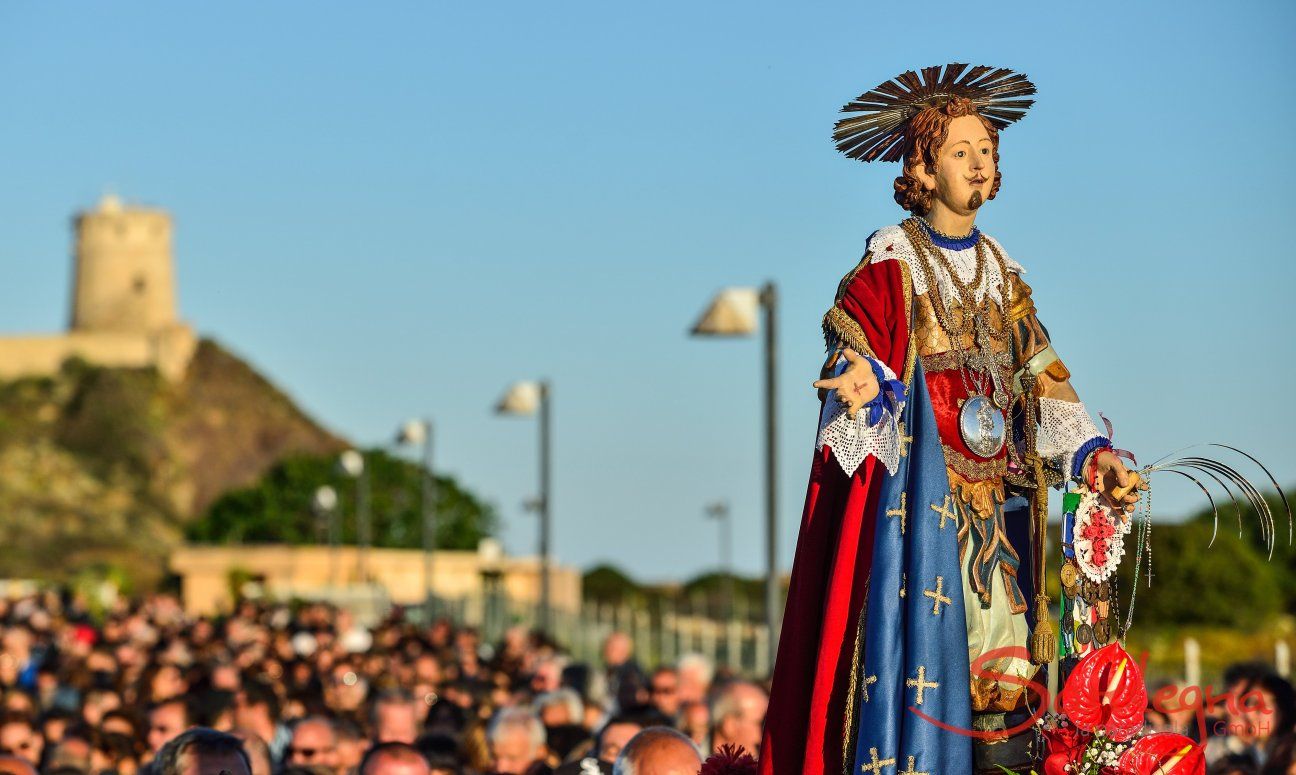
[0,195,197,381]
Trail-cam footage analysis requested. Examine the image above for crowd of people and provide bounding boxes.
[0,591,767,775]
[4,588,1296,774]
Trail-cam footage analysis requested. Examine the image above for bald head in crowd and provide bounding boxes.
[612,727,702,775]
[359,742,431,775]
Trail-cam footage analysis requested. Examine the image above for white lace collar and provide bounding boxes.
[865,223,1024,312]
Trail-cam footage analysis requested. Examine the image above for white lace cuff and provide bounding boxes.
[816,358,904,476]
[1036,397,1105,477]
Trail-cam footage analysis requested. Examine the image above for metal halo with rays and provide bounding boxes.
[834,63,1037,163]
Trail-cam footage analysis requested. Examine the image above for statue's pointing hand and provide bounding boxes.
[813,348,880,420]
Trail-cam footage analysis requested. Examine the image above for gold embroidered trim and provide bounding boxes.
[921,348,1012,374]
[942,444,1008,483]
[842,576,870,775]
[822,305,877,360]
[899,259,917,385]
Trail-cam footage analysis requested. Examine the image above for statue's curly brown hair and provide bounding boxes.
[893,97,1002,215]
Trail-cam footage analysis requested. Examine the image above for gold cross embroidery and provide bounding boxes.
[885,493,908,535]
[905,665,939,705]
[860,747,896,775]
[923,575,951,616]
[898,420,912,458]
[861,673,878,702]
[899,572,906,599]
[898,756,928,775]
[930,494,958,530]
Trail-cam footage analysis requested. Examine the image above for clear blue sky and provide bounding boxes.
[1,1,1292,582]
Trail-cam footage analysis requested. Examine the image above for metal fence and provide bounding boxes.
[432,594,772,678]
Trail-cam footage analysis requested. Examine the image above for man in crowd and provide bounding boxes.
[0,714,42,768]
[286,716,339,773]
[360,742,431,775]
[487,707,550,774]
[708,681,767,756]
[154,728,252,775]
[372,689,421,745]
[147,699,191,759]
[612,728,701,775]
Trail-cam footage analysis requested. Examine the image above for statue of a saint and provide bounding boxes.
[759,64,1144,775]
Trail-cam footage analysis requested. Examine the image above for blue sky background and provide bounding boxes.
[0,1,1292,582]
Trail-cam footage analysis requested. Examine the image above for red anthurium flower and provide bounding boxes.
[1059,643,1148,742]
[1041,720,1090,774]
[1118,733,1204,774]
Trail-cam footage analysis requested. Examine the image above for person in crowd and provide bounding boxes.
[147,698,192,758]
[235,680,291,766]
[612,727,701,775]
[675,655,713,707]
[286,716,340,773]
[359,741,432,775]
[646,668,681,722]
[0,712,42,768]
[708,681,768,756]
[487,707,551,774]
[153,727,252,775]
[598,635,646,714]
[595,716,643,765]
[230,729,273,775]
[373,689,422,745]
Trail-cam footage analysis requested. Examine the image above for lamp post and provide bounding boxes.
[313,485,340,587]
[338,449,370,584]
[396,419,436,618]
[691,281,780,672]
[495,380,552,634]
[705,500,733,621]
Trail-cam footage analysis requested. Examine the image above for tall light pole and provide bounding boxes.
[396,419,436,617]
[338,449,370,584]
[705,500,733,620]
[313,485,340,587]
[691,281,780,672]
[495,379,553,635]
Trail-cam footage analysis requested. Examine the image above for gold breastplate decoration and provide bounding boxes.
[902,219,1014,458]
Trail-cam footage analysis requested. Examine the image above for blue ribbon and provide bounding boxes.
[863,358,908,426]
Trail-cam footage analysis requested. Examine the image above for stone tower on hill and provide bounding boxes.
[72,194,179,333]
[0,195,196,381]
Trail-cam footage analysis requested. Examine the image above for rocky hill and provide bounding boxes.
[0,339,346,586]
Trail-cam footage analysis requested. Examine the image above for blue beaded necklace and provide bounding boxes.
[917,217,980,251]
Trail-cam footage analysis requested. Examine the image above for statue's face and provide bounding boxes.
[915,114,996,216]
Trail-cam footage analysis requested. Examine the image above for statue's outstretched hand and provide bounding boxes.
[1092,450,1148,519]
[813,348,880,420]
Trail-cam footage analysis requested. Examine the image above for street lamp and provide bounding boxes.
[396,419,436,618]
[338,449,370,584]
[691,281,780,672]
[312,485,340,587]
[705,500,734,621]
[495,379,552,635]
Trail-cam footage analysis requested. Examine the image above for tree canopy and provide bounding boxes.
[187,449,497,551]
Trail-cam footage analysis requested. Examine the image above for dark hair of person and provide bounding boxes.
[153,728,251,775]
[241,680,282,721]
[414,732,463,772]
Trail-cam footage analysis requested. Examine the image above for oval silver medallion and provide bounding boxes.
[959,395,1006,457]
